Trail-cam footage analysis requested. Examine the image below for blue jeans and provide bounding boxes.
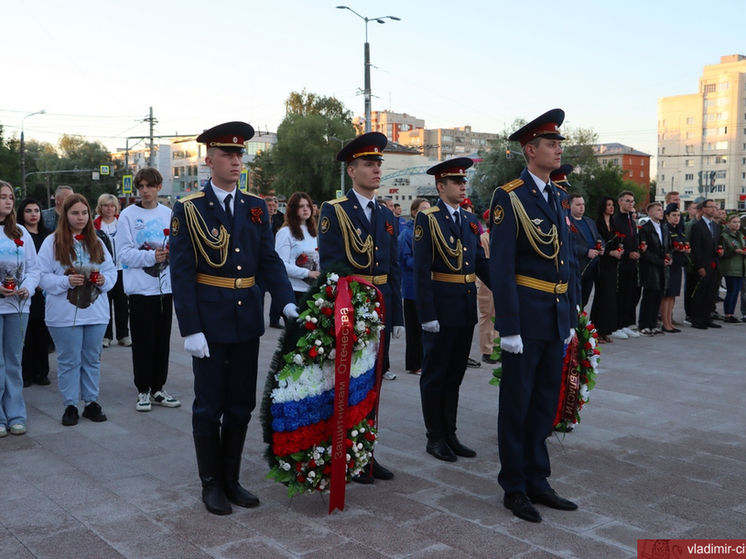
[0,313,29,427]
[49,324,107,407]
[724,276,744,316]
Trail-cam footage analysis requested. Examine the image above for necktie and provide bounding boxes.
[544,184,556,212]
[224,193,233,224]
[710,220,717,240]
[367,200,377,229]
[453,210,460,226]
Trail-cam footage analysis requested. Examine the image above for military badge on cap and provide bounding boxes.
[336,132,387,164]
[427,157,473,182]
[196,121,255,153]
[508,109,565,147]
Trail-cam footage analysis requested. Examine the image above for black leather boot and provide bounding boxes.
[443,394,476,458]
[422,398,456,462]
[221,426,260,508]
[193,433,232,515]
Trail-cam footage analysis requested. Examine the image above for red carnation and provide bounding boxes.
[581,360,591,368]
[13,239,23,247]
[584,342,592,350]
[308,346,318,358]
[349,460,355,470]
[321,307,333,316]
[591,332,598,339]
[305,322,317,331]
[323,464,332,474]
[297,475,306,483]
[326,286,334,297]
[295,462,303,472]
[74,234,85,241]
[586,324,594,331]
[345,438,353,448]
[163,228,169,237]
[309,459,316,468]
[710,261,717,269]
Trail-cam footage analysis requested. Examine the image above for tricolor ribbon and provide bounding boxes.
[328,276,386,514]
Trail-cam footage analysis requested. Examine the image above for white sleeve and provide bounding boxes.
[18,226,40,293]
[275,227,309,279]
[117,210,157,269]
[37,235,73,295]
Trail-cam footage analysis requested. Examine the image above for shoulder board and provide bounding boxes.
[500,179,524,193]
[180,192,204,202]
[421,206,440,215]
[243,191,262,199]
[554,183,568,193]
[325,197,348,206]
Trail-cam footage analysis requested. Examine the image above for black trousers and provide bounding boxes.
[105,270,129,340]
[192,338,260,435]
[498,337,563,495]
[129,294,172,394]
[616,268,641,329]
[403,299,423,371]
[419,326,473,400]
[690,268,719,326]
[638,286,663,330]
[22,295,51,383]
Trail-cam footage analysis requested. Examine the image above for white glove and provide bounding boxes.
[564,329,575,345]
[392,326,405,339]
[283,303,299,319]
[421,320,440,333]
[501,335,523,354]
[184,332,210,359]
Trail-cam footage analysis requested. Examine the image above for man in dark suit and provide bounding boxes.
[688,199,722,329]
[637,202,672,335]
[567,191,603,309]
[612,191,642,339]
[413,158,490,462]
[170,122,296,515]
[318,131,404,484]
[41,185,73,231]
[489,109,578,523]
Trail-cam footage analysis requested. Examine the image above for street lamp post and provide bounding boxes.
[336,6,400,134]
[21,110,46,197]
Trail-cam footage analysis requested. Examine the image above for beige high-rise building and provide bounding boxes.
[657,54,746,210]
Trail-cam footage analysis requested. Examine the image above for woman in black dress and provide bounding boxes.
[660,204,687,332]
[17,199,52,386]
[591,197,623,343]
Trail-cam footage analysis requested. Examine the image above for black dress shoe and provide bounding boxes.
[371,458,394,480]
[62,405,79,426]
[23,379,33,388]
[705,322,722,329]
[504,492,542,523]
[466,358,481,368]
[81,402,107,422]
[661,327,677,333]
[445,436,476,458]
[691,323,708,330]
[224,482,260,508]
[269,322,283,329]
[427,439,457,462]
[527,489,578,511]
[724,316,740,324]
[482,354,498,364]
[351,462,375,484]
[36,376,51,386]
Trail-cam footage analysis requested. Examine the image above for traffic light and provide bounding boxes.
[506,148,513,160]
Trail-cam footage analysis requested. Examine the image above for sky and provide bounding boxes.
[3,0,745,167]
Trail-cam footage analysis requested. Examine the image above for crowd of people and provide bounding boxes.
[2,114,743,526]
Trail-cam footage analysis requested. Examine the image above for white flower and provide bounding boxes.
[315,339,322,346]
[359,427,366,433]
[375,302,380,307]
[282,463,291,471]
[293,354,303,365]
[311,317,318,324]
[328,349,336,360]
[317,347,324,354]
[315,298,324,307]
[308,471,316,479]
[579,385,589,399]
[356,321,366,332]
[351,430,358,437]
[346,454,351,462]
[371,311,379,320]
[357,442,363,450]
[329,273,339,283]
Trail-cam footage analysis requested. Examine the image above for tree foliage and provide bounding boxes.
[249,149,276,195]
[272,91,356,202]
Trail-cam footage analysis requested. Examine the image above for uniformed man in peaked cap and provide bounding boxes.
[170,121,296,515]
[489,109,578,523]
[317,131,404,484]
[413,157,490,462]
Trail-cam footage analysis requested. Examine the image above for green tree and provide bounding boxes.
[273,91,355,202]
[0,125,21,186]
[469,119,526,203]
[249,149,276,195]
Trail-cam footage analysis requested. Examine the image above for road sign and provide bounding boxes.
[123,175,133,194]
[239,170,248,192]
[100,165,110,176]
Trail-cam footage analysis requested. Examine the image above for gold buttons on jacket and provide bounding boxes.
[235,248,240,252]
[237,265,242,271]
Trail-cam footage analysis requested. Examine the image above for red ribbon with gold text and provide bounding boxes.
[558,335,581,422]
[328,276,385,514]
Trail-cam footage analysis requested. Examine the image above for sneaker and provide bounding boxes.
[741,316,746,323]
[150,390,181,408]
[610,329,629,340]
[639,328,654,337]
[724,316,739,324]
[466,358,482,368]
[62,405,79,426]
[102,338,111,348]
[82,402,107,422]
[622,327,640,338]
[711,312,724,321]
[10,424,26,435]
[0,425,6,437]
[118,337,132,347]
[653,327,663,334]
[383,371,397,381]
[136,392,152,412]
[683,316,692,326]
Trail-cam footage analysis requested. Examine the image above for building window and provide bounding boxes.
[640,159,644,166]
[660,147,665,155]
[716,170,727,179]
[716,141,728,150]
[686,117,695,125]
[685,160,694,167]
[660,175,665,182]
[640,171,644,177]
[716,155,727,164]
[685,189,694,196]
[720,82,730,91]
[704,84,716,93]
[686,131,694,139]
[685,174,694,181]
[661,161,666,168]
